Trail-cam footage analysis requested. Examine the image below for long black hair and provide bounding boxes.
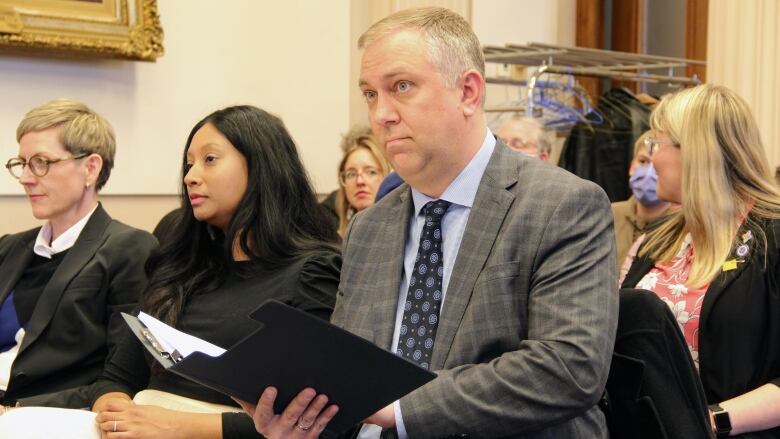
[141,106,340,326]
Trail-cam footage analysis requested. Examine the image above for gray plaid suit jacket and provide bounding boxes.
[332,141,618,438]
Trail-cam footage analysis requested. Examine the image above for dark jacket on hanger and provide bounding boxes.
[0,204,156,408]
[622,217,780,438]
[559,88,650,202]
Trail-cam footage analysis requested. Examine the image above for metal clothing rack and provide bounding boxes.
[482,42,705,116]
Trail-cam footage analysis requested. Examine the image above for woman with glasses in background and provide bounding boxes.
[621,84,780,437]
[335,126,391,236]
[0,99,155,412]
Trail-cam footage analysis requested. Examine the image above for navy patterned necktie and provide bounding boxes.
[396,199,451,370]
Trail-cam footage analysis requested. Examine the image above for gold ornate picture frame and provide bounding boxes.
[0,0,163,61]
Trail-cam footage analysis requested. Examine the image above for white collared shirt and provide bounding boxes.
[33,204,99,259]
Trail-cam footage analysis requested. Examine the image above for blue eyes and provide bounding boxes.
[362,81,413,103]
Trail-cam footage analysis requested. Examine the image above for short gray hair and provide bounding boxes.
[358,7,484,88]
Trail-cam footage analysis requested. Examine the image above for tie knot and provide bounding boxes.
[423,200,451,222]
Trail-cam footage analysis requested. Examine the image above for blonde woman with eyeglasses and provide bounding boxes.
[621,84,780,437]
[335,126,391,236]
[0,99,155,413]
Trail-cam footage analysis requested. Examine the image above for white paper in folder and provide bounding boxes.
[137,311,226,358]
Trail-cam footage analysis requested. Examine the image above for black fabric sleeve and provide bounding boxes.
[772,220,780,392]
[0,234,12,264]
[88,320,151,405]
[219,249,341,438]
[88,249,341,430]
[222,412,264,439]
[288,249,342,321]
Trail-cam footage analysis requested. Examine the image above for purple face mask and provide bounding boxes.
[630,164,663,207]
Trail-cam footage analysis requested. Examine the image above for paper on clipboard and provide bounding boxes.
[137,311,226,358]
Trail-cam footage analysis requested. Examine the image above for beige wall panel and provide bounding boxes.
[708,0,780,167]
[0,194,179,235]
[0,0,352,197]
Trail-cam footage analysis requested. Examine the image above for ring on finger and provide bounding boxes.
[295,418,312,432]
[113,420,118,432]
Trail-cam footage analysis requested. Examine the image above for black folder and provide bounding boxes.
[122,300,436,438]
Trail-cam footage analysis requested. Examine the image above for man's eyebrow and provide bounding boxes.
[359,69,413,88]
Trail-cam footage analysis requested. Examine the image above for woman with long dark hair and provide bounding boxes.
[139,105,340,328]
[94,105,341,438]
[0,105,341,439]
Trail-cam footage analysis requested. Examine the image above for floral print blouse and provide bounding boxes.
[621,233,709,367]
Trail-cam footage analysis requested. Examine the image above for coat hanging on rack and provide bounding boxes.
[558,88,651,202]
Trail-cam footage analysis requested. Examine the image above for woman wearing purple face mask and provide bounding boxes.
[611,131,671,273]
[630,163,664,207]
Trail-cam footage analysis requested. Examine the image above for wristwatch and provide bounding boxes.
[709,404,732,438]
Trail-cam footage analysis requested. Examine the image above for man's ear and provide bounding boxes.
[459,69,485,117]
[84,153,103,188]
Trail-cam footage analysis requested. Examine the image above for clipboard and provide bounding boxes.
[122,299,436,438]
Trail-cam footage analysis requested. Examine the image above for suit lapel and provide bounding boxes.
[700,224,757,326]
[431,144,517,369]
[18,204,112,355]
[373,188,413,350]
[0,230,38,305]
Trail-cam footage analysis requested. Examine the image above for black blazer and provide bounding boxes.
[0,204,156,408]
[622,218,780,438]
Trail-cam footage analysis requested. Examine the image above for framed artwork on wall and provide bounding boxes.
[0,0,163,61]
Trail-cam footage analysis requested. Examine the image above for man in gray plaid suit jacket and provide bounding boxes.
[242,7,618,439]
[334,7,618,439]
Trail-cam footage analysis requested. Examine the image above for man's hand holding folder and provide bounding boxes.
[235,388,397,438]
[235,387,339,438]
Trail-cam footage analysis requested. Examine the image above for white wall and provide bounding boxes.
[0,0,351,196]
[1,0,576,234]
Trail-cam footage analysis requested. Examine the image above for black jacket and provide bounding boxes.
[559,88,650,202]
[0,204,156,408]
[606,289,712,439]
[622,217,780,438]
